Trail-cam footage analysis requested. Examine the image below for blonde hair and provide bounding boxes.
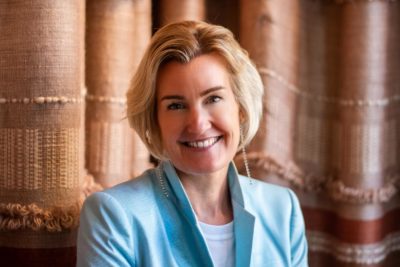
[127,20,264,160]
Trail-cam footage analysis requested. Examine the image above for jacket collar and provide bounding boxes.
[161,160,255,267]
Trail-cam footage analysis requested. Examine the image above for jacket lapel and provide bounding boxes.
[162,161,214,267]
[233,202,255,267]
[228,163,256,267]
[163,160,198,224]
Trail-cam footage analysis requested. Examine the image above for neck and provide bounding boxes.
[177,166,233,225]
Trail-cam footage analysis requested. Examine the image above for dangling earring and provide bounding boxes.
[240,125,252,180]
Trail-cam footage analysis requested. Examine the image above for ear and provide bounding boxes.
[239,108,246,124]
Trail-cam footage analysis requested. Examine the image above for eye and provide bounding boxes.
[167,102,185,110]
[206,95,222,104]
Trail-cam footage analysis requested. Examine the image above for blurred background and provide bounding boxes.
[1,0,399,266]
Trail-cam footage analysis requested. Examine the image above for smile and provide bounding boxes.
[183,136,221,149]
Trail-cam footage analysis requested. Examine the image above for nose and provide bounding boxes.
[186,106,211,134]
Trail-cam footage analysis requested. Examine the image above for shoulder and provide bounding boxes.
[238,175,301,218]
[237,176,308,265]
[83,168,159,216]
[78,175,158,267]
[238,175,294,203]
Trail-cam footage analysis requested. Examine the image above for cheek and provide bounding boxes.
[216,111,240,137]
[157,115,171,144]
[158,116,180,141]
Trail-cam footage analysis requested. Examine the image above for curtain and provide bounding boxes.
[0,1,84,265]
[158,0,205,25]
[239,0,400,266]
[85,0,152,188]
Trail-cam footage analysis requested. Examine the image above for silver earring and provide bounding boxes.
[240,126,252,181]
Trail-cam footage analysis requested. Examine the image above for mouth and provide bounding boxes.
[181,136,222,149]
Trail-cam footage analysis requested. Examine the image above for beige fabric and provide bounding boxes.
[85,0,152,187]
[159,0,205,25]
[131,0,154,178]
[239,0,400,265]
[0,0,84,248]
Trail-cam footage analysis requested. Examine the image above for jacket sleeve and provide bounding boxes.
[288,189,309,267]
[77,191,134,267]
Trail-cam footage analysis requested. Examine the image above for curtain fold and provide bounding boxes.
[206,0,239,38]
[0,0,85,265]
[239,0,400,266]
[131,0,153,178]
[85,0,152,187]
[159,0,205,25]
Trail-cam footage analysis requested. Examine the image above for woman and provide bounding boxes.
[77,21,308,267]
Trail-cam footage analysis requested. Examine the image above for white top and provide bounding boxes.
[199,221,235,267]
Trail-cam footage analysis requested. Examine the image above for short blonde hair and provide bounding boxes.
[127,21,263,160]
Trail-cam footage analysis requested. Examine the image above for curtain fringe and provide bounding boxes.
[236,152,399,203]
[0,174,102,232]
[81,173,103,198]
[0,201,81,232]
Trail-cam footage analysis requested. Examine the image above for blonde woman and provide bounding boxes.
[77,21,308,267]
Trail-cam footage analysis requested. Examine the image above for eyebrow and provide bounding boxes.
[159,86,225,101]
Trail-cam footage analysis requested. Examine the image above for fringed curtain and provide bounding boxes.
[85,0,152,188]
[239,0,400,266]
[0,0,85,266]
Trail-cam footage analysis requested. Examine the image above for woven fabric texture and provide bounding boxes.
[239,0,400,266]
[159,0,205,25]
[0,0,84,252]
[85,0,152,188]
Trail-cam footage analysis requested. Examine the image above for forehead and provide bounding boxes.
[156,53,231,97]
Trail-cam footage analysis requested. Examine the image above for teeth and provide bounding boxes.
[187,137,219,148]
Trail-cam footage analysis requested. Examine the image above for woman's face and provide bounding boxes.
[156,53,241,177]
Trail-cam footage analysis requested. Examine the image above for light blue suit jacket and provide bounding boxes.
[77,161,308,266]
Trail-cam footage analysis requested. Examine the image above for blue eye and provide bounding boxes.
[206,95,222,104]
[167,102,185,110]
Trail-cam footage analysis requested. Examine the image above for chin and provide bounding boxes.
[175,159,230,177]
